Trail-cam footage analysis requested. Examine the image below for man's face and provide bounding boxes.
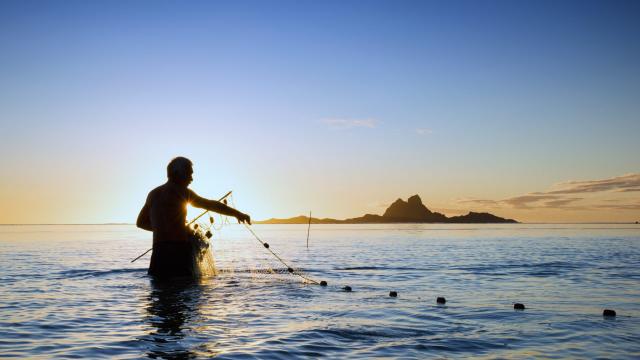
[186,165,193,185]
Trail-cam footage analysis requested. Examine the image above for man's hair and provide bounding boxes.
[167,157,193,181]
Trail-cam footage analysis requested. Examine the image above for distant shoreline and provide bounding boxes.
[0,222,637,225]
[0,223,133,226]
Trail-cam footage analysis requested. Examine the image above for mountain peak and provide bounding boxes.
[407,194,422,205]
[383,194,442,220]
[257,194,518,224]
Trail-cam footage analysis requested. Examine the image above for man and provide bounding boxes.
[137,157,251,278]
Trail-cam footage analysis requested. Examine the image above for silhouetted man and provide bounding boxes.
[137,157,251,278]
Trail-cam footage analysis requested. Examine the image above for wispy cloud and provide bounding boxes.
[592,202,640,210]
[458,173,640,211]
[542,197,584,208]
[321,118,377,129]
[617,188,640,192]
[457,198,500,206]
[502,194,558,208]
[548,173,640,195]
[415,128,433,136]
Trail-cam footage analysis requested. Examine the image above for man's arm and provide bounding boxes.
[189,190,251,224]
[136,194,153,231]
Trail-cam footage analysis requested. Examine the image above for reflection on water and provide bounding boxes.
[143,279,208,359]
[1,224,639,359]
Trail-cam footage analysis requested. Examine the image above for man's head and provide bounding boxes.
[167,157,193,186]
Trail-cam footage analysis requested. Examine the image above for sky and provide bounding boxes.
[0,0,639,224]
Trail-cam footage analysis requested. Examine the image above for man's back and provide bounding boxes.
[145,182,191,243]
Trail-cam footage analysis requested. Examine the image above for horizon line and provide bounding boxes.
[0,222,638,226]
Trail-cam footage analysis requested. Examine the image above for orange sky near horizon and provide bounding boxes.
[1,1,639,224]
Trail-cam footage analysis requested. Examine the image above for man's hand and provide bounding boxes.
[236,212,251,225]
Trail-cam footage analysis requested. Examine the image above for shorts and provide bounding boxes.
[148,241,194,278]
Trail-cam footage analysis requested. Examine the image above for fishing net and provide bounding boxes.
[132,192,319,284]
[186,195,318,285]
[189,216,313,284]
[188,228,216,277]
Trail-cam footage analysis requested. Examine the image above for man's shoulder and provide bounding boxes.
[150,182,192,198]
[148,183,168,197]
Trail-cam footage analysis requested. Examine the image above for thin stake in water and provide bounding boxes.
[306,211,312,249]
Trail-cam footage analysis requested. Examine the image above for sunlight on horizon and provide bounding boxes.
[0,1,638,224]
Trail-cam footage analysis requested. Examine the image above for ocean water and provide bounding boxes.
[1,224,639,359]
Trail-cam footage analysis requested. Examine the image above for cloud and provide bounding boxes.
[321,118,377,129]
[415,128,433,135]
[502,194,558,208]
[457,198,500,206]
[457,173,640,211]
[462,195,582,209]
[548,173,640,195]
[542,197,584,208]
[592,203,640,210]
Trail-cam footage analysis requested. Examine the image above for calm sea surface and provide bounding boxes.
[1,224,639,359]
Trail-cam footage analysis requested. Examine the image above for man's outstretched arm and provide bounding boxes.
[190,191,251,224]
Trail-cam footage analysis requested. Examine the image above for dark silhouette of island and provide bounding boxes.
[257,195,517,224]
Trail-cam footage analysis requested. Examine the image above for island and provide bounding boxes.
[256,195,518,224]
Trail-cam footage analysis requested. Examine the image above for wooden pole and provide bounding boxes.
[306,211,312,249]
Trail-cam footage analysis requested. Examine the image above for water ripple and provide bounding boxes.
[1,224,639,359]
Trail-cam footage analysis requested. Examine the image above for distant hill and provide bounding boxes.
[382,195,448,222]
[447,212,517,223]
[256,195,517,224]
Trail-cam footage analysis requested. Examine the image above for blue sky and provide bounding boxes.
[1,0,639,223]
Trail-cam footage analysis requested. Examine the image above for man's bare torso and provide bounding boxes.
[146,182,193,243]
